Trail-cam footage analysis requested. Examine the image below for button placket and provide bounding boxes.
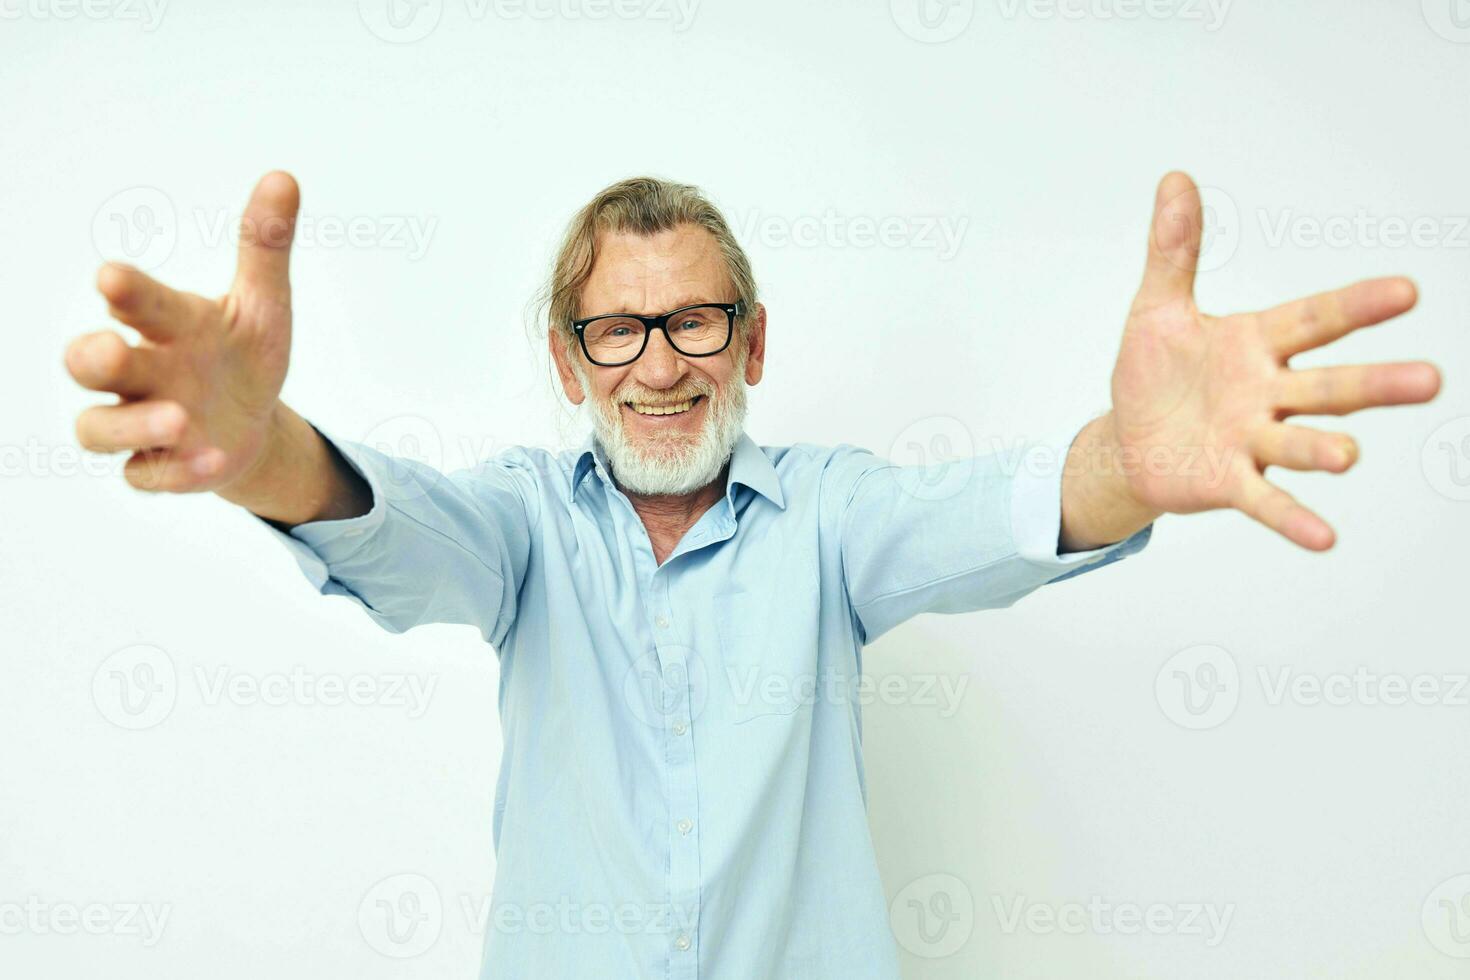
[660,573,700,980]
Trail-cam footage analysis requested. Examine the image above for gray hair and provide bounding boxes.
[534,176,759,365]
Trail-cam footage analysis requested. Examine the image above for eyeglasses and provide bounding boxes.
[572,301,744,367]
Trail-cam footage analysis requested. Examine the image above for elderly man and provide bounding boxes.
[66,172,1440,978]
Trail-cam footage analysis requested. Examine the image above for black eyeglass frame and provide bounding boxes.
[571,300,745,367]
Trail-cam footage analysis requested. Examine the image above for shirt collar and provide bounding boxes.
[568,431,786,510]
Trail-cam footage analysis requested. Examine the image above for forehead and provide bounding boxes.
[580,223,732,315]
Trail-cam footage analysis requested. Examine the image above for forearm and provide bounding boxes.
[1058,412,1162,553]
[216,402,372,527]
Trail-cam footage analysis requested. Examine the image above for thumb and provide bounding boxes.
[233,171,300,299]
[1137,171,1202,307]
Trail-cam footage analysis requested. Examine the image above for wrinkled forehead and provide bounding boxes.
[579,223,734,317]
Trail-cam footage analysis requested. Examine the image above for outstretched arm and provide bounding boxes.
[1059,172,1442,552]
[66,170,533,641]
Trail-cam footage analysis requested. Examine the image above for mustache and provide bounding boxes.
[611,377,716,406]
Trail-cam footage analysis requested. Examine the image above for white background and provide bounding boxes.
[5,0,1469,976]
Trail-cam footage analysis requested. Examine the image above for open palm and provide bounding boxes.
[1110,173,1441,550]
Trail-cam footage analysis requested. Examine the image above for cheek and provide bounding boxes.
[592,369,631,404]
[705,359,739,392]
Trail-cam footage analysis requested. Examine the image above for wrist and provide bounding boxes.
[1095,412,1165,519]
[216,400,303,513]
[1059,412,1164,552]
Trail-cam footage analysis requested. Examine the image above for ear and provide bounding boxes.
[549,330,586,405]
[742,303,767,386]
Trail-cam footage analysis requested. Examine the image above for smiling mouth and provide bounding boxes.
[625,395,704,417]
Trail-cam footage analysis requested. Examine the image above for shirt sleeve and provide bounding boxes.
[258,422,536,647]
[830,419,1152,644]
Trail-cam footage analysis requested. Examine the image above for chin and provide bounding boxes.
[630,447,701,480]
[631,432,697,459]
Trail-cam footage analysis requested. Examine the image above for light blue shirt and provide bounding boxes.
[268,422,1150,979]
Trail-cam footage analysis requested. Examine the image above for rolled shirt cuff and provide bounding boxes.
[1009,419,1153,580]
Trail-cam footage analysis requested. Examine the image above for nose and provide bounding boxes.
[635,326,685,388]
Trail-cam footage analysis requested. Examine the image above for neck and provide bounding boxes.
[616,463,730,565]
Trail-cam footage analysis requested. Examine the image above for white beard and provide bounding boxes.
[575,350,748,497]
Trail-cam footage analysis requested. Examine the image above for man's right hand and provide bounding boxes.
[68,171,299,493]
[67,171,371,525]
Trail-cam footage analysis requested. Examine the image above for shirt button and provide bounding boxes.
[674,933,691,951]
[672,722,687,736]
[655,615,670,629]
[677,818,693,835]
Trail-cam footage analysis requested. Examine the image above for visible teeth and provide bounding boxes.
[629,397,696,416]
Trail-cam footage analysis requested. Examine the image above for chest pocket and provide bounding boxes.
[713,584,823,722]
